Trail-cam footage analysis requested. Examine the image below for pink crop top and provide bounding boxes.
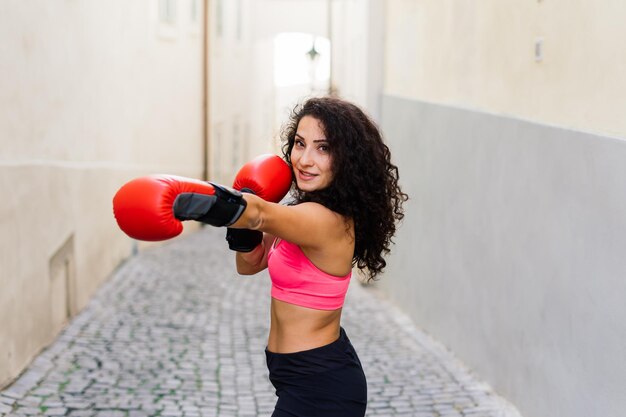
[267,239,351,310]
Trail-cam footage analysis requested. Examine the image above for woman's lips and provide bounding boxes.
[297,169,317,181]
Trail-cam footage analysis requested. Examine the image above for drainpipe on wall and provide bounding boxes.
[327,0,335,96]
[202,0,210,181]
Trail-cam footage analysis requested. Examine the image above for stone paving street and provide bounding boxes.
[1,228,522,417]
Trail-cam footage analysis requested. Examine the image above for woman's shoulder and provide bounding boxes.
[292,201,351,227]
[291,202,354,250]
[252,198,352,251]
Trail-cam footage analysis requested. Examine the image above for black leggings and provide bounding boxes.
[265,327,367,417]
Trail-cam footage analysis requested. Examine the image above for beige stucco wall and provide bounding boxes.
[375,1,626,416]
[332,0,387,122]
[208,0,331,184]
[209,0,258,183]
[385,0,626,138]
[0,0,205,387]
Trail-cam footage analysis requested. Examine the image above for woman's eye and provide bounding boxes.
[319,145,329,152]
[295,140,304,147]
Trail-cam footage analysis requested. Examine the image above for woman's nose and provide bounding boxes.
[299,148,313,166]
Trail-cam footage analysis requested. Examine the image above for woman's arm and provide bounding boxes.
[235,232,274,275]
[232,194,348,252]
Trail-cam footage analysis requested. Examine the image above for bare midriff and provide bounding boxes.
[267,297,342,353]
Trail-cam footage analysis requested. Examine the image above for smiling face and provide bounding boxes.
[290,116,334,192]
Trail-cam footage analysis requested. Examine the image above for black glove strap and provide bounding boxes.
[225,187,261,252]
[173,182,247,227]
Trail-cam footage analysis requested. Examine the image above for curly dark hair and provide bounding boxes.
[281,96,408,282]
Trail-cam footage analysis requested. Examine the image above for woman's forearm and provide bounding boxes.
[235,241,266,275]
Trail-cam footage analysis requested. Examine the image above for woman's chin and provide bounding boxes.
[296,181,318,193]
[297,184,313,192]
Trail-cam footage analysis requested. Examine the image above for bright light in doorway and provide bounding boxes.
[273,33,330,88]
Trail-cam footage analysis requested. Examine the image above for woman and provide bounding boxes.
[230,96,407,417]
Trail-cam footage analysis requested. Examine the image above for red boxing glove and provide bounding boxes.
[113,155,291,243]
[232,154,292,202]
[113,175,247,241]
[226,154,292,252]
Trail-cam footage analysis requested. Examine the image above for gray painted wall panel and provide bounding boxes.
[380,95,626,417]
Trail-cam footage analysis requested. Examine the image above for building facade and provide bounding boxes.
[377,2,626,417]
[0,0,206,387]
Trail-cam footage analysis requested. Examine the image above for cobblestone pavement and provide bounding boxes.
[1,228,522,417]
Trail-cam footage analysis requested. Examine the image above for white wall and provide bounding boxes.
[384,0,626,138]
[0,0,205,387]
[380,96,626,417]
[330,0,385,121]
[208,0,331,183]
[376,1,626,416]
